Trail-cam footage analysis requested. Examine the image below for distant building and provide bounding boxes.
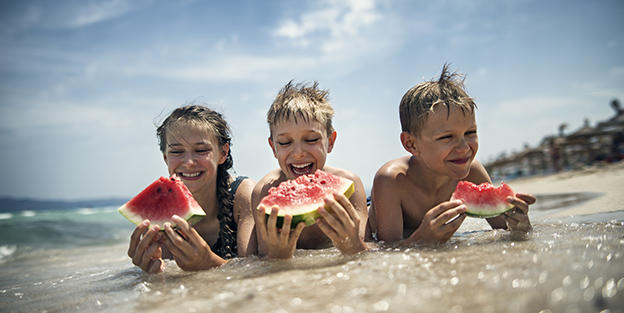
[485,99,624,181]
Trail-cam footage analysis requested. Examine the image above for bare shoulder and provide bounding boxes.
[322,165,363,185]
[374,156,411,185]
[233,176,255,202]
[252,169,285,196]
[465,160,492,184]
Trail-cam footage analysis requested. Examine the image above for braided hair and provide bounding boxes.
[156,105,238,258]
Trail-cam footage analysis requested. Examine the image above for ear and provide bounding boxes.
[327,131,337,153]
[268,137,278,157]
[218,143,230,165]
[400,131,419,156]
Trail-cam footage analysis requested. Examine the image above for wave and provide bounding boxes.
[21,210,36,217]
[0,213,12,220]
[0,245,16,264]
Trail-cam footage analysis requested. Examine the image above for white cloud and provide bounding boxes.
[69,0,134,28]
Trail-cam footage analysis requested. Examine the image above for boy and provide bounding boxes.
[251,81,369,258]
[369,65,535,245]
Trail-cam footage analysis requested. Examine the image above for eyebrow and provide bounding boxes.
[167,141,211,147]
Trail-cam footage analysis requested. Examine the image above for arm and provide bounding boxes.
[371,171,405,243]
[233,178,257,256]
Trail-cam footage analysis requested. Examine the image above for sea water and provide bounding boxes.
[1,195,623,313]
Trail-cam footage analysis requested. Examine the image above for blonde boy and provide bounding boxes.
[251,81,369,258]
[369,65,535,244]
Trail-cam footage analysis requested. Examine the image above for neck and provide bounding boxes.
[408,156,455,194]
[192,182,219,219]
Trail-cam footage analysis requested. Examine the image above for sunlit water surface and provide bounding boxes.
[1,194,623,313]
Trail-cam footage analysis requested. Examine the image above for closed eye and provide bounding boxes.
[305,138,320,143]
[278,141,291,146]
[436,135,452,141]
[465,130,477,136]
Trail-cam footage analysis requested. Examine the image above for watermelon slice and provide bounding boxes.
[259,170,355,228]
[118,176,205,228]
[451,181,515,218]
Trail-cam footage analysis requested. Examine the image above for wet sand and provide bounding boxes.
[507,162,624,218]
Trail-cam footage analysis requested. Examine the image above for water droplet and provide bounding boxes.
[539,271,548,284]
[580,276,590,289]
[594,277,604,289]
[583,288,594,301]
[617,277,624,291]
[373,300,390,311]
[550,288,565,303]
[562,275,572,287]
[450,277,459,286]
[450,257,457,265]
[606,253,612,262]
[477,272,485,281]
[602,278,617,298]
[290,297,302,306]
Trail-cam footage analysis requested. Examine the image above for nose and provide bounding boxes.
[292,142,305,159]
[455,138,470,154]
[182,151,196,165]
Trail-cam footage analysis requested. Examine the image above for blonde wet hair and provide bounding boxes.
[267,81,335,137]
[399,64,476,136]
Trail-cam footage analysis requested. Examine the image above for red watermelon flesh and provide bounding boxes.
[451,181,515,218]
[259,170,355,228]
[118,176,205,228]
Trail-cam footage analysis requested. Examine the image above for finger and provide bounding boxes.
[253,206,269,239]
[267,206,279,241]
[433,204,467,226]
[429,200,464,219]
[515,193,536,205]
[317,207,344,234]
[147,258,165,274]
[289,221,306,247]
[162,222,191,259]
[171,215,204,244]
[506,197,529,215]
[325,195,355,230]
[280,214,294,245]
[128,220,150,258]
[442,213,466,233]
[333,192,360,227]
[141,241,162,270]
[503,211,522,223]
[316,219,340,243]
[132,225,159,266]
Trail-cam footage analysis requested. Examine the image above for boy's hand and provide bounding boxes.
[502,193,535,238]
[161,215,226,271]
[253,205,306,259]
[316,192,367,255]
[127,220,166,273]
[406,200,466,245]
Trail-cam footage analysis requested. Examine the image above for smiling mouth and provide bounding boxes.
[290,163,314,176]
[178,171,203,179]
[449,157,470,165]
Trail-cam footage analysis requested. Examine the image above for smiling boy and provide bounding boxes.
[369,65,535,245]
[251,81,369,258]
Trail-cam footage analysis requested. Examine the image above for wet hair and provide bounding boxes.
[267,80,335,137]
[156,105,237,258]
[399,63,477,136]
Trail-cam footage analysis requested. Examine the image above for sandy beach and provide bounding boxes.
[508,161,624,218]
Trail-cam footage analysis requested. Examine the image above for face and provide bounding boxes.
[269,118,336,179]
[405,105,478,180]
[162,123,228,195]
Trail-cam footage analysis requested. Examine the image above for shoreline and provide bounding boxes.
[507,161,624,219]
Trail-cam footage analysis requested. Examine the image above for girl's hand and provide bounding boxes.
[128,220,166,273]
[253,206,305,259]
[502,193,535,236]
[162,215,226,271]
[316,192,367,255]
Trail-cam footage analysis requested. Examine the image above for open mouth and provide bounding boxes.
[290,163,315,176]
[449,157,470,165]
[178,171,204,180]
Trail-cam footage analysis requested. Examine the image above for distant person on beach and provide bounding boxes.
[250,81,369,258]
[127,105,255,273]
[368,64,536,244]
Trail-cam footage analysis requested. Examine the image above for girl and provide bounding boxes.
[127,105,255,273]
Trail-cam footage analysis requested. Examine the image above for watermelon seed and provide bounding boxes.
[157,187,162,193]
[168,188,173,193]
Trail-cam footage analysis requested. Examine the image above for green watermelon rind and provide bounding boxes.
[262,177,355,229]
[459,202,514,218]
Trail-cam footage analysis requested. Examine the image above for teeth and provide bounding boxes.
[181,172,201,177]
[292,163,312,168]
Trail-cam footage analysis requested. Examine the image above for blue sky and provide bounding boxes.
[1,0,622,200]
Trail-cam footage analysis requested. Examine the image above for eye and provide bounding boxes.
[465,130,477,136]
[436,135,452,141]
[305,137,320,143]
[195,149,210,154]
[168,150,184,155]
[278,141,291,146]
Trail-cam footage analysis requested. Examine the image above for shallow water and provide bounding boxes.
[1,196,623,313]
